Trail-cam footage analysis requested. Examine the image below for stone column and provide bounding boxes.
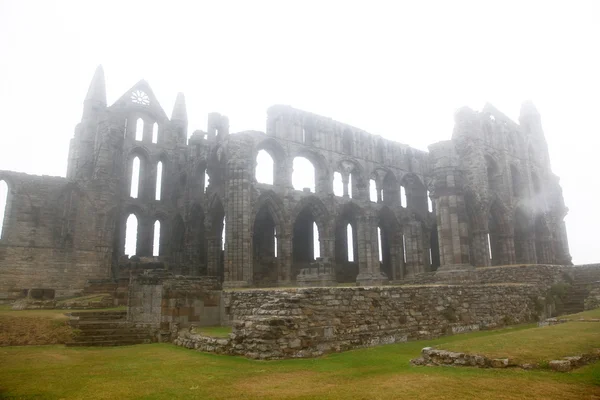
[471,230,491,267]
[404,220,425,277]
[356,214,387,285]
[428,141,472,275]
[342,174,350,198]
[223,153,252,288]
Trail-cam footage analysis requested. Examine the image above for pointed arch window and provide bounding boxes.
[130,157,141,198]
[347,224,354,262]
[135,118,144,141]
[427,190,433,212]
[256,150,274,185]
[313,222,320,259]
[152,220,161,256]
[333,172,343,197]
[155,162,163,201]
[124,214,138,256]
[292,157,315,193]
[369,179,378,202]
[400,186,407,207]
[152,123,158,144]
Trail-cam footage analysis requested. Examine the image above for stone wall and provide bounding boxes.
[127,272,222,330]
[176,283,543,359]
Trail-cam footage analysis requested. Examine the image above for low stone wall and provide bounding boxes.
[402,264,600,288]
[176,283,543,359]
[584,282,600,310]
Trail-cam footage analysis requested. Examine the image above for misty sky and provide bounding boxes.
[0,0,598,264]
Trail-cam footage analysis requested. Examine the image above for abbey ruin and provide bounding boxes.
[0,66,575,300]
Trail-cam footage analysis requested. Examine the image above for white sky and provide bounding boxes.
[0,0,598,264]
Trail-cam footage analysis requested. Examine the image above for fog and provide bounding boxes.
[0,0,598,264]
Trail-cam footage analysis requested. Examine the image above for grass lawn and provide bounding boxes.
[439,321,600,365]
[562,308,600,320]
[0,305,126,346]
[1,325,599,400]
[191,326,232,338]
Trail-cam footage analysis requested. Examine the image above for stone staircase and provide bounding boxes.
[66,311,154,347]
[561,283,591,315]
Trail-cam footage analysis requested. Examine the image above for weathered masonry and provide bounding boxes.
[0,66,572,299]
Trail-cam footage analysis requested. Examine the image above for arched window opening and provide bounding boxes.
[152,220,161,256]
[135,118,144,141]
[124,214,138,256]
[348,174,353,198]
[274,227,278,257]
[333,172,343,197]
[152,123,158,144]
[253,204,278,285]
[400,186,407,207]
[427,191,433,212]
[377,227,383,262]
[487,233,493,260]
[155,162,163,201]
[313,222,320,259]
[256,150,274,185]
[292,157,316,192]
[130,157,141,198]
[0,180,7,239]
[302,127,306,143]
[221,217,226,251]
[204,171,210,193]
[369,179,377,202]
[402,234,407,264]
[347,224,354,262]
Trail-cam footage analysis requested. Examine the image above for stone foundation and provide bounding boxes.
[175,283,544,359]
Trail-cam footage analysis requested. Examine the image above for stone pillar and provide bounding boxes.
[428,141,472,275]
[223,150,253,288]
[279,230,293,284]
[471,230,491,267]
[205,234,220,276]
[404,220,425,277]
[137,218,153,257]
[356,215,387,285]
[342,174,349,198]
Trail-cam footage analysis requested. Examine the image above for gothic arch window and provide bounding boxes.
[333,172,343,197]
[348,173,353,198]
[347,224,354,262]
[292,157,316,193]
[135,118,144,141]
[155,161,163,201]
[427,190,433,212]
[400,186,407,208]
[256,150,274,185]
[313,222,320,259]
[152,123,158,144]
[130,157,141,198]
[369,179,378,202]
[124,214,138,256]
[152,220,161,256]
[0,180,7,239]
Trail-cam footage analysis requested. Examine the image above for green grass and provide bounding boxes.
[439,321,600,365]
[192,326,232,338]
[0,305,126,346]
[562,308,600,320]
[1,324,599,399]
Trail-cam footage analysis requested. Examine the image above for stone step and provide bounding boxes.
[76,328,150,336]
[69,322,130,329]
[66,339,152,347]
[72,334,152,342]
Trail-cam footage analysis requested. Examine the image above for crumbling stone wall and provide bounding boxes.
[176,284,542,359]
[127,272,221,330]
